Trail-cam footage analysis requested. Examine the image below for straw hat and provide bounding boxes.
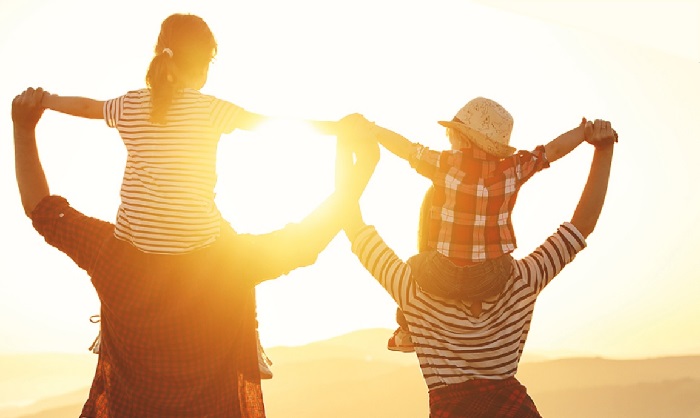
[438,97,516,158]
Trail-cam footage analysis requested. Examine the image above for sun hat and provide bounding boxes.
[438,97,516,158]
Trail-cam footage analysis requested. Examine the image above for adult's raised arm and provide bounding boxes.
[229,116,380,285]
[13,87,49,217]
[570,119,616,238]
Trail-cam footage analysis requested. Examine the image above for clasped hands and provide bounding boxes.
[12,87,47,132]
[314,113,381,199]
[583,118,619,148]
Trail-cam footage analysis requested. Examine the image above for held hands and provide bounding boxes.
[334,117,380,239]
[580,117,593,142]
[334,122,380,201]
[336,113,380,143]
[12,87,46,131]
[333,112,381,200]
[585,119,618,149]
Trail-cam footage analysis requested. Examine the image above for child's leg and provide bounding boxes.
[410,252,513,301]
[388,308,414,352]
[255,318,273,379]
[396,308,409,329]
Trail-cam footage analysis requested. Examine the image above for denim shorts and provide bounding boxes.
[407,251,513,300]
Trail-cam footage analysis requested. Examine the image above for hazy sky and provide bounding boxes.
[1,0,699,359]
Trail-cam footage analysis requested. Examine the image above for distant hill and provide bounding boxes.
[0,390,87,418]
[517,356,700,418]
[2,329,699,418]
[0,353,94,418]
[533,379,700,418]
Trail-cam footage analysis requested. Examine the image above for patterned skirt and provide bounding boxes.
[429,377,541,418]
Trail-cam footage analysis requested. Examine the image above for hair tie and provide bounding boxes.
[162,48,173,58]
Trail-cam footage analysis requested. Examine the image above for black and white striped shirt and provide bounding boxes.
[104,88,242,254]
[351,222,586,390]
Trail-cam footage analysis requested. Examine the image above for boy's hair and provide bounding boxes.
[446,127,472,150]
[146,14,218,124]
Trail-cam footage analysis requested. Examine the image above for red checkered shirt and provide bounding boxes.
[31,195,327,418]
[409,145,549,262]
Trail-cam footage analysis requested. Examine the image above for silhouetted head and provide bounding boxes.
[146,14,218,123]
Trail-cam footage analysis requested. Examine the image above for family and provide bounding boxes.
[12,13,617,418]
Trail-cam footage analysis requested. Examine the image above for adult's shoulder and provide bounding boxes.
[511,222,587,291]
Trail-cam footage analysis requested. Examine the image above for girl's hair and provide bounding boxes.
[417,186,434,252]
[146,14,218,124]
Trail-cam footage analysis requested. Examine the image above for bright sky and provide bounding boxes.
[1,0,699,359]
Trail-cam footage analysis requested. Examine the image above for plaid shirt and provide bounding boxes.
[409,145,549,262]
[429,377,541,417]
[31,195,331,418]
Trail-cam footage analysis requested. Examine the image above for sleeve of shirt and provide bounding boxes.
[516,222,587,295]
[515,145,550,185]
[210,98,244,134]
[103,94,127,128]
[350,226,413,307]
[407,145,445,181]
[31,195,115,276]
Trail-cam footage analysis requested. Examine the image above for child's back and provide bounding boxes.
[106,87,243,253]
[42,14,267,254]
[380,97,553,263]
[412,137,548,263]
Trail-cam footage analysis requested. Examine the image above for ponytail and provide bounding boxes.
[145,14,218,124]
[146,50,178,124]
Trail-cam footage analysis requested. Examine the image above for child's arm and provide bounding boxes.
[42,94,104,119]
[311,114,415,161]
[372,125,415,162]
[310,115,415,163]
[544,118,593,163]
[235,109,340,133]
[232,108,269,131]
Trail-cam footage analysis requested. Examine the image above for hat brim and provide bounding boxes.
[438,120,516,158]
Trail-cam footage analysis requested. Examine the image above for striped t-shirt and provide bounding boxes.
[104,88,243,254]
[350,222,586,390]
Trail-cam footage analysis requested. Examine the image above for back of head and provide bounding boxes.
[446,127,473,151]
[146,14,218,124]
[439,97,516,158]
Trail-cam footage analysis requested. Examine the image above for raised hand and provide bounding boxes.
[586,119,618,148]
[12,87,46,132]
[334,123,380,202]
[334,130,379,240]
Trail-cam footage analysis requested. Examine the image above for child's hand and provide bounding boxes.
[337,113,371,133]
[581,117,594,143]
[37,89,52,109]
[337,113,379,145]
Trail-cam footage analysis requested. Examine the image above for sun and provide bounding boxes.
[215,118,338,234]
